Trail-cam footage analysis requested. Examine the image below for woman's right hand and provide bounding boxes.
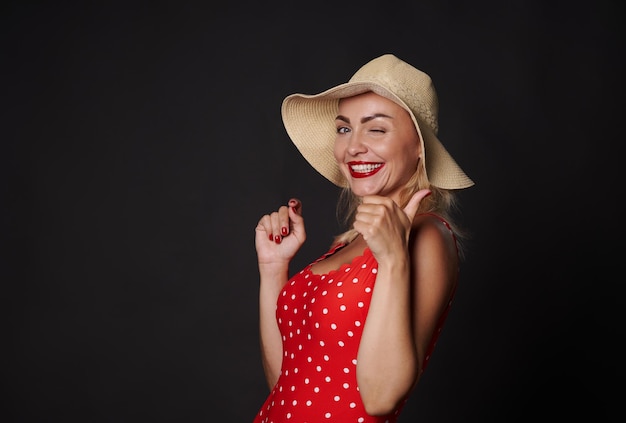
[255,198,306,265]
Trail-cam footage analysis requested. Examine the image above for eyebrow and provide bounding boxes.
[335,113,394,124]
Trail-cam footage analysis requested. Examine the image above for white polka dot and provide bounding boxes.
[322,290,328,296]
[337,292,343,298]
[343,382,350,389]
[340,305,346,311]
[331,323,337,330]
[325,412,332,418]
[358,302,364,308]
[316,365,322,372]
[338,341,345,347]
[323,355,329,361]
[353,277,359,283]
[323,308,329,314]
[306,400,312,406]
[355,321,361,327]
[350,402,357,408]
[347,330,354,337]
[314,387,320,393]
[292,399,297,405]
[334,395,340,401]
[325,376,331,382]
[304,378,310,384]
[286,412,291,419]
[365,287,372,293]
[343,367,349,373]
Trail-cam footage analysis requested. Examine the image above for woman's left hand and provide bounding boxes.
[353,189,431,261]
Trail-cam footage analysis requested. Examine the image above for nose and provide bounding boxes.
[346,132,367,156]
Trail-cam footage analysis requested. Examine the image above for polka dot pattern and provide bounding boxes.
[254,246,401,422]
[254,223,458,423]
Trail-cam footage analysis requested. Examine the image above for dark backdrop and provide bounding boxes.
[3,1,623,421]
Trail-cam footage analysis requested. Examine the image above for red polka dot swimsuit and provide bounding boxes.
[254,215,457,423]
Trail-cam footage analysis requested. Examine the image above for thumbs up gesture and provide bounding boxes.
[353,189,431,262]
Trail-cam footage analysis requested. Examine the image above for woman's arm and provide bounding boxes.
[255,199,306,390]
[355,194,458,415]
[258,262,289,389]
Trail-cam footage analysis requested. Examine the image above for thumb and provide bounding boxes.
[288,198,302,217]
[403,189,431,223]
[288,198,305,228]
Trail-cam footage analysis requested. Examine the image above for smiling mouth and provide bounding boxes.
[348,162,384,178]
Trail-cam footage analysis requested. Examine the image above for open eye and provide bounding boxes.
[336,126,351,134]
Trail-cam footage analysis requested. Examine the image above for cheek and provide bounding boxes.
[333,139,344,161]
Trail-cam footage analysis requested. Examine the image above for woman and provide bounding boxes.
[253,54,474,422]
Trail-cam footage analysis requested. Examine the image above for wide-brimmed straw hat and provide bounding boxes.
[281,54,474,189]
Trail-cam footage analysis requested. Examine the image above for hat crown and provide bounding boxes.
[349,54,439,134]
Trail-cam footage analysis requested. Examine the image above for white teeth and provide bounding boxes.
[350,163,382,173]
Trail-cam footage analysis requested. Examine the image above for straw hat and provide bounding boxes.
[281,54,474,189]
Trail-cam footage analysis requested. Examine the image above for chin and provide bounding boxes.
[349,184,383,197]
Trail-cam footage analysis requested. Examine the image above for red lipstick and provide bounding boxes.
[348,161,384,178]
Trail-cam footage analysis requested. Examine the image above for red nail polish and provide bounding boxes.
[281,227,288,235]
[269,234,274,241]
[275,236,281,244]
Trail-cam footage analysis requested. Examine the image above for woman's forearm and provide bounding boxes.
[258,263,290,390]
[356,257,418,415]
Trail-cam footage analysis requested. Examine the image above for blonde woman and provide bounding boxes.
[254,54,474,422]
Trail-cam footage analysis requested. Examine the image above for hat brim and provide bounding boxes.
[282,81,474,189]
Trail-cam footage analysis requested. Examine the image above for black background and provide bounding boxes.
[3,1,623,421]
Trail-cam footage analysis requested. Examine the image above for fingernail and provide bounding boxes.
[269,234,274,241]
[281,227,288,235]
[274,235,281,244]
